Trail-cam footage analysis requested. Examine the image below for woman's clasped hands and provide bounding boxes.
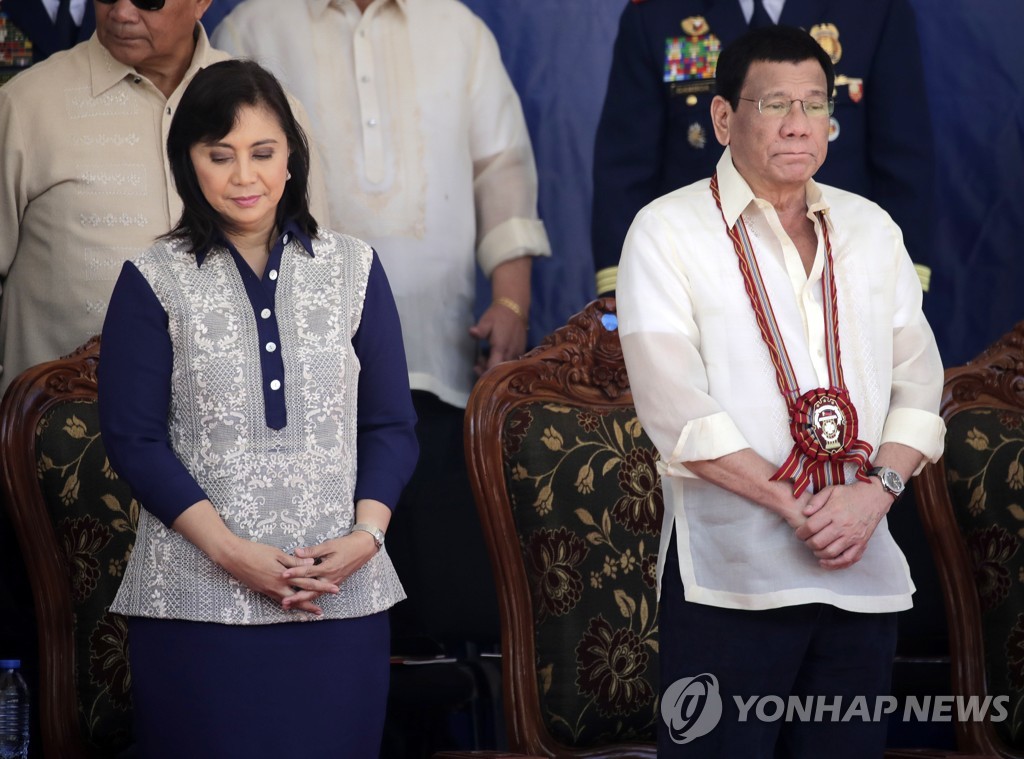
[279,532,380,614]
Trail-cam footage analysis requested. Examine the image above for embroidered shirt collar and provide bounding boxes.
[715,146,833,232]
[315,0,408,16]
[195,220,315,267]
[88,23,213,98]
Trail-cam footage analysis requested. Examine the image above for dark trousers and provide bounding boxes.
[386,391,499,648]
[658,531,898,759]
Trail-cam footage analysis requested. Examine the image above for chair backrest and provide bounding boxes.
[915,320,1024,757]
[465,298,660,757]
[0,337,136,758]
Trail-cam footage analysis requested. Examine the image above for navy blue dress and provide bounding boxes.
[99,224,418,758]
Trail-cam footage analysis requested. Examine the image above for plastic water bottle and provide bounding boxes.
[0,660,29,759]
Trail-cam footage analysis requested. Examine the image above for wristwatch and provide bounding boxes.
[868,466,905,499]
[351,523,385,550]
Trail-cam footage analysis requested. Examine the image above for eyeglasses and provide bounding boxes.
[95,0,166,11]
[738,97,835,118]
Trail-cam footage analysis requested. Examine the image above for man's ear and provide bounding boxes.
[710,95,732,147]
[195,0,214,21]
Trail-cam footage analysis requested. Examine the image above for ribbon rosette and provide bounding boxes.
[772,387,873,496]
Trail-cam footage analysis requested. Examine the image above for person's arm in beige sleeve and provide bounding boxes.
[0,87,28,381]
[464,17,550,372]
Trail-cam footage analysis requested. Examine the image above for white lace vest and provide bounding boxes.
[111,230,406,624]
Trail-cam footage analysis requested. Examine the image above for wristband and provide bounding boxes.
[494,296,528,326]
[351,523,385,550]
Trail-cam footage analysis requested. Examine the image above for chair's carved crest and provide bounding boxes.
[945,321,1024,415]
[508,300,630,402]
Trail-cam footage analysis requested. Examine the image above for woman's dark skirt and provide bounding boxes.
[127,611,390,758]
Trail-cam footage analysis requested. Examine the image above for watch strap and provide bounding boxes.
[351,523,385,549]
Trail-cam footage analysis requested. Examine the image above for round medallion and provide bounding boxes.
[789,388,859,460]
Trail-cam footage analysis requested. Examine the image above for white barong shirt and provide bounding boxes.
[618,148,945,613]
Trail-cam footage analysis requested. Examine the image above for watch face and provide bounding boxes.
[881,469,904,494]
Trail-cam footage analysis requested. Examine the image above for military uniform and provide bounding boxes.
[1,0,95,62]
[592,0,934,295]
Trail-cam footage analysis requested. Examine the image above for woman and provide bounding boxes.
[98,60,418,758]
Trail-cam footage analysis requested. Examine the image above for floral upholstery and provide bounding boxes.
[943,407,1024,747]
[462,299,661,757]
[502,400,662,748]
[0,338,136,757]
[34,399,137,755]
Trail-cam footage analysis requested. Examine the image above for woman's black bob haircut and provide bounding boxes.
[166,59,318,252]
[715,25,835,109]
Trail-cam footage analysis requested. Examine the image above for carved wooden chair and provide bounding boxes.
[0,337,136,758]
[449,298,977,759]
[914,320,1024,758]
[456,298,660,758]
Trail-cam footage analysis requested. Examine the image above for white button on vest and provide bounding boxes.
[268,270,278,280]
[282,233,290,245]
[270,379,282,391]
[261,308,271,319]
[266,342,277,353]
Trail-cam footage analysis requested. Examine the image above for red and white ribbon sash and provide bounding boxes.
[710,172,872,496]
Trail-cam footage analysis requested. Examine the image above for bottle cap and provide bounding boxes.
[0,660,21,668]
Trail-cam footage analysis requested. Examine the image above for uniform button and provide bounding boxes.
[133,76,142,84]
[686,95,698,106]
[270,379,282,391]
[360,75,370,83]
[268,270,278,280]
[166,107,171,115]
[261,308,272,319]
[817,349,825,357]
[266,342,277,353]
[282,233,290,245]
[367,117,377,127]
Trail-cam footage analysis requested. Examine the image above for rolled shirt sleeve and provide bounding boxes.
[618,203,753,478]
[467,17,551,276]
[879,228,946,470]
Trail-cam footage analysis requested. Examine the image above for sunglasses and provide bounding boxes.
[95,0,166,10]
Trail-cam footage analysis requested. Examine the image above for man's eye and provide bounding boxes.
[762,101,789,115]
